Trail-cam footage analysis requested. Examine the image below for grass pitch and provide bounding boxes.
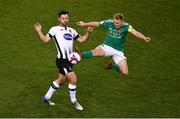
[0,0,179,117]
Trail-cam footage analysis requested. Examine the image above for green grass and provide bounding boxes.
[0,0,179,117]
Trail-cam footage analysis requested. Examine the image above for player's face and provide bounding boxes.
[58,14,69,26]
[113,18,123,29]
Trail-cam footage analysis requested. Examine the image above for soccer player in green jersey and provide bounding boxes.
[77,13,151,75]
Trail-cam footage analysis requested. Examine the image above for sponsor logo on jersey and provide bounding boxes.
[63,33,72,40]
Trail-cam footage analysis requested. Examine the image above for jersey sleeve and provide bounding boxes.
[99,19,112,29]
[127,25,134,32]
[71,28,80,40]
[47,27,56,39]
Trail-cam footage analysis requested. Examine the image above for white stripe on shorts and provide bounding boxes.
[63,68,68,74]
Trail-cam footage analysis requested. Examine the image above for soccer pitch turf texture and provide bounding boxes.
[0,0,179,117]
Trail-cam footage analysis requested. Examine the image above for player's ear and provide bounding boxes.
[58,17,60,22]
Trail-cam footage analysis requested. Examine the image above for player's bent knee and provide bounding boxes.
[70,78,77,85]
[92,49,98,56]
[93,47,105,56]
[68,76,77,85]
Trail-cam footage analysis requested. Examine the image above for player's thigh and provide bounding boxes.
[117,59,128,75]
[66,71,77,85]
[98,44,120,57]
[92,45,105,56]
[112,50,127,64]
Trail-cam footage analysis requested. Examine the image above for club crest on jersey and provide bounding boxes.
[63,33,72,40]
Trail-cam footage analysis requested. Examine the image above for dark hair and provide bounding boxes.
[114,13,124,20]
[58,10,69,17]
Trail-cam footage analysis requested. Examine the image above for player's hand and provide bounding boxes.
[76,21,85,27]
[144,37,151,43]
[87,26,93,33]
[34,22,42,32]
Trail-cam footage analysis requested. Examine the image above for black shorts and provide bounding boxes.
[56,58,73,75]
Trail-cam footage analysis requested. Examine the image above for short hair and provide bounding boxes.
[114,13,124,20]
[58,10,69,17]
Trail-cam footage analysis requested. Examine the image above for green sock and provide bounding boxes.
[112,64,121,73]
[82,51,93,58]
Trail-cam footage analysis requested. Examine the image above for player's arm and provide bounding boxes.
[129,28,151,43]
[76,27,93,43]
[34,22,51,44]
[77,21,100,27]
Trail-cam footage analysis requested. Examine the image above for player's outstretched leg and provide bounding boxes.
[74,46,93,59]
[75,45,105,59]
[82,51,93,58]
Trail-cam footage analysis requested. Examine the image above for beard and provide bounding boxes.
[61,21,68,27]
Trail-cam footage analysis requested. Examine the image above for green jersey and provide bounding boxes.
[99,19,133,52]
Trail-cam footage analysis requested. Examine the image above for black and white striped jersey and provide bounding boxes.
[48,26,80,59]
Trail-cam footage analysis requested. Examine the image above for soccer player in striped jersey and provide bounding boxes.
[77,13,151,76]
[34,10,93,111]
